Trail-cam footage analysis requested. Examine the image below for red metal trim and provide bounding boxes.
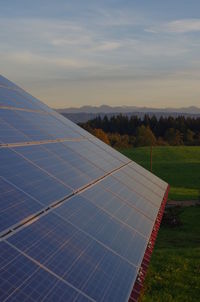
[128,185,170,302]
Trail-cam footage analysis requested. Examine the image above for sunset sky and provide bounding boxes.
[1,0,200,108]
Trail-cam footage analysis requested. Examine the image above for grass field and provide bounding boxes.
[140,206,200,302]
[120,146,200,201]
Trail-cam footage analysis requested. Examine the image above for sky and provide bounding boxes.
[1,0,200,108]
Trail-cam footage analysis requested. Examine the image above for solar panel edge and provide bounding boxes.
[128,184,170,301]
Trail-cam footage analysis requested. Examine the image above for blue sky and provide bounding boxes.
[1,0,200,108]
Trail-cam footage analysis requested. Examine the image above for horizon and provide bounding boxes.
[1,1,200,108]
[54,104,200,110]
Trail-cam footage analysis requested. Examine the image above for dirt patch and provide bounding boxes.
[167,200,200,207]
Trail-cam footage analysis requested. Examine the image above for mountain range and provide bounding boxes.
[56,105,200,123]
[56,105,200,114]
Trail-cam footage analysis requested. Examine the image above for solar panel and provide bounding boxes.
[0,75,169,302]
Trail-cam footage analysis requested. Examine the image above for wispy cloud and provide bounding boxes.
[147,19,200,34]
[1,2,200,108]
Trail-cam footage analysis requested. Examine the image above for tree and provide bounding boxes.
[165,128,183,145]
[135,125,157,146]
[108,133,130,148]
[92,128,110,145]
[184,129,195,145]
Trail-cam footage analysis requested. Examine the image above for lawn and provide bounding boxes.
[120,146,200,201]
[139,206,200,302]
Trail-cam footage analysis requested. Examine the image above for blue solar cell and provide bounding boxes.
[52,111,93,139]
[113,169,162,207]
[82,184,123,214]
[81,184,154,237]
[0,86,42,110]
[45,142,104,179]
[16,111,82,140]
[63,140,121,172]
[122,164,165,199]
[16,145,91,190]
[100,175,158,220]
[90,136,130,164]
[54,195,147,265]
[16,88,55,114]
[0,241,90,302]
[0,117,30,144]
[128,161,168,190]
[0,148,72,206]
[0,75,19,89]
[0,109,52,142]
[0,177,43,234]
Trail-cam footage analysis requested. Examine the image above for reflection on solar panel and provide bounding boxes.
[0,75,169,302]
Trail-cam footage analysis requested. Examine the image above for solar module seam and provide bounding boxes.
[46,140,164,216]
[98,182,157,222]
[7,205,139,269]
[9,147,77,192]
[5,241,96,302]
[111,172,159,208]
[127,163,166,191]
[4,205,140,274]
[0,109,54,143]
[87,137,167,191]
[0,137,88,148]
[8,139,127,202]
[49,111,130,166]
[121,165,164,199]
[0,176,47,238]
[0,83,54,113]
[76,193,147,239]
[0,161,131,240]
[0,115,32,143]
[0,106,47,114]
[51,112,95,140]
[0,107,77,143]
[59,140,117,174]
[0,95,166,202]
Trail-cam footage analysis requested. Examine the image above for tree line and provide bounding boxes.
[80,114,200,148]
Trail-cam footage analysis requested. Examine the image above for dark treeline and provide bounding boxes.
[80,114,200,147]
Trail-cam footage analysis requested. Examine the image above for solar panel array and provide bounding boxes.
[0,75,168,302]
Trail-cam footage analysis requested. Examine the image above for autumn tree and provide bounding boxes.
[92,128,110,145]
[135,125,157,146]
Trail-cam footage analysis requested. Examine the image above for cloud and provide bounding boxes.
[147,19,200,34]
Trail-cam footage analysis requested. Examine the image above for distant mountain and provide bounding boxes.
[56,105,200,115]
[55,105,200,123]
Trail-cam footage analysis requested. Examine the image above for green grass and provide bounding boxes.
[120,146,200,201]
[140,206,200,302]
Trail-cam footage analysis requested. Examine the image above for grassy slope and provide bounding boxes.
[140,207,200,302]
[120,146,200,200]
